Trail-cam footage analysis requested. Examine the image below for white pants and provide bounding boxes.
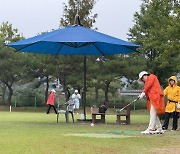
[148,104,162,130]
[75,102,79,109]
[72,99,80,109]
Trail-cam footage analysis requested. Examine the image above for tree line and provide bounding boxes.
[0,0,179,106]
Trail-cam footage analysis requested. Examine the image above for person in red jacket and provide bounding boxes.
[46,89,57,114]
[138,71,165,134]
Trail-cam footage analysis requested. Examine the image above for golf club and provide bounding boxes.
[117,97,140,112]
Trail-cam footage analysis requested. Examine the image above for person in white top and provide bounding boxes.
[72,90,81,112]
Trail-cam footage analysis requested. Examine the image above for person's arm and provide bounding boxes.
[72,94,76,99]
[138,92,145,99]
[163,87,168,97]
[143,75,155,93]
[178,87,180,102]
[77,94,81,99]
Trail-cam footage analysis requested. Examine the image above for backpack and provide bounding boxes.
[99,105,107,113]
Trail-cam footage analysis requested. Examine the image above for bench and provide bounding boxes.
[91,103,130,125]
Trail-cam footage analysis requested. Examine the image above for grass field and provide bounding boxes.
[0,109,180,154]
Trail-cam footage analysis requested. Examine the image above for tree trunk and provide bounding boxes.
[66,88,70,101]
[1,83,6,105]
[95,86,99,105]
[104,81,110,102]
[45,76,49,103]
[5,82,13,106]
[62,76,69,102]
[7,87,13,106]
[77,87,81,94]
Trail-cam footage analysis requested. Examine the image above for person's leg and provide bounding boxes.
[162,112,170,130]
[76,102,79,109]
[76,102,79,114]
[172,112,178,130]
[74,102,79,114]
[52,105,57,114]
[155,116,162,129]
[47,104,51,114]
[141,104,157,134]
[147,104,157,130]
[154,115,164,134]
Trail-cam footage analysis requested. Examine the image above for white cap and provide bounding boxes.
[138,71,149,81]
[74,90,78,93]
[51,89,56,93]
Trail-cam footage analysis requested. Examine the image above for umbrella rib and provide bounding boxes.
[61,42,93,48]
[77,42,93,48]
[55,44,64,55]
[12,42,37,52]
[122,45,140,53]
[92,43,105,56]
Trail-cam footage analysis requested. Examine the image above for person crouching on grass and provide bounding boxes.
[162,76,180,131]
[46,89,57,114]
[138,71,165,134]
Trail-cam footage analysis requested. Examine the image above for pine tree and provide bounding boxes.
[128,0,180,86]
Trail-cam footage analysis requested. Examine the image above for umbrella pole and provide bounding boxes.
[83,56,87,120]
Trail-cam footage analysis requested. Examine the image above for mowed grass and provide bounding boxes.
[0,110,180,154]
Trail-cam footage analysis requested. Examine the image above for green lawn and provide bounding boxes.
[0,110,180,154]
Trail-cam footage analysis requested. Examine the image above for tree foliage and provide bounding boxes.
[59,0,145,103]
[60,0,98,28]
[0,22,25,105]
[57,0,98,101]
[128,0,180,86]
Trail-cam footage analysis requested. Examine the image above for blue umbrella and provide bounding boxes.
[8,25,139,120]
[8,25,138,55]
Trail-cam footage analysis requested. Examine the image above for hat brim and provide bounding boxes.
[138,74,148,82]
[138,77,143,81]
[138,75,146,81]
[51,89,56,93]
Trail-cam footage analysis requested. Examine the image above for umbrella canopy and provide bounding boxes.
[8,25,139,55]
[8,25,139,120]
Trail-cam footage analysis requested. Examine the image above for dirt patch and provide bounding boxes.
[152,147,180,154]
[65,133,138,138]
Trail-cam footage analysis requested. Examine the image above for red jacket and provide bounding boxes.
[46,92,55,105]
[143,74,165,114]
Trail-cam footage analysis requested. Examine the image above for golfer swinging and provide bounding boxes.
[138,71,165,134]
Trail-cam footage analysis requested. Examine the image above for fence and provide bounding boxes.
[0,96,46,107]
[13,96,40,107]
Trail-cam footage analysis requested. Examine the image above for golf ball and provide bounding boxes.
[91,123,95,127]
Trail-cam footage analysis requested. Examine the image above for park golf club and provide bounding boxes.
[117,97,140,112]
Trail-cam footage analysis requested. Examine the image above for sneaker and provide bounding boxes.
[171,129,176,131]
[162,126,167,131]
[141,129,156,135]
[155,129,164,134]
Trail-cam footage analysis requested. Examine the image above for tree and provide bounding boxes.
[128,0,180,86]
[60,0,98,28]
[58,0,98,101]
[0,22,25,105]
[0,44,28,105]
[54,56,83,101]
[29,54,57,102]
[88,54,145,102]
